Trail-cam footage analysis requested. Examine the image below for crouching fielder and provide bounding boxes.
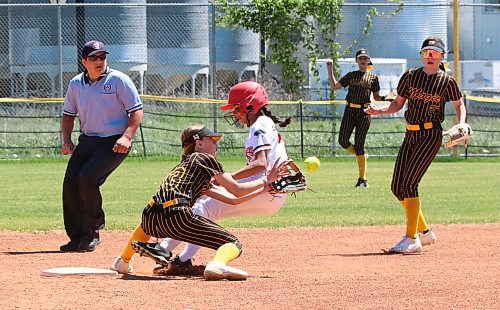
[153,81,293,273]
[111,125,289,280]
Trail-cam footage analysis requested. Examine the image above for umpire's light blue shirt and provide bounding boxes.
[63,67,143,137]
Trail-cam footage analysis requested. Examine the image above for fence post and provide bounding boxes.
[210,3,218,132]
[299,99,304,158]
[139,125,146,157]
[57,4,63,151]
[464,93,468,160]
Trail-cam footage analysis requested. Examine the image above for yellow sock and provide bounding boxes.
[417,208,429,233]
[346,145,356,155]
[120,225,151,262]
[405,197,420,239]
[356,154,367,179]
[212,243,241,265]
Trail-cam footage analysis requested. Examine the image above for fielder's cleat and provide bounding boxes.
[153,256,204,276]
[355,178,369,188]
[131,241,172,266]
[419,229,436,246]
[384,236,422,254]
[110,257,133,274]
[203,261,248,281]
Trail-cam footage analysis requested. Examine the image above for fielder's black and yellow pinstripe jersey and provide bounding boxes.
[152,152,224,207]
[397,68,461,124]
[339,71,381,104]
[141,152,240,250]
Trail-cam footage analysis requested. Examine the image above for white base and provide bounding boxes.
[41,267,118,277]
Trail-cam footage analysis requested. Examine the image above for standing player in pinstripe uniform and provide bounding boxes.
[111,125,288,280]
[326,49,385,187]
[365,37,468,253]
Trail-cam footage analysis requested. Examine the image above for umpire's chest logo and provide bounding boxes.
[104,84,112,91]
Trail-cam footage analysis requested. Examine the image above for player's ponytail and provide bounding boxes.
[261,106,292,128]
[180,124,204,161]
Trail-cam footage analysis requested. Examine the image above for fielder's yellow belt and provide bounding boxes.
[149,198,189,209]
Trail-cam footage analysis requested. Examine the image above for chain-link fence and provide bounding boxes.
[1,97,499,159]
[0,2,499,158]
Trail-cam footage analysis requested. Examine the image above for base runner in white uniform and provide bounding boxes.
[156,81,292,274]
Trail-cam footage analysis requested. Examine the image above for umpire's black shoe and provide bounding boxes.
[355,178,369,188]
[60,239,81,252]
[78,235,101,252]
[131,241,172,266]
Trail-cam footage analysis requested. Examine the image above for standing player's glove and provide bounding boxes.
[443,123,472,149]
[269,160,307,194]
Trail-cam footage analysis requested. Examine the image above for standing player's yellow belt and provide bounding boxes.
[406,122,439,131]
[347,103,369,109]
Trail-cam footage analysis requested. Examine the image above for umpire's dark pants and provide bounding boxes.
[62,134,128,241]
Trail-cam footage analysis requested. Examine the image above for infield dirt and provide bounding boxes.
[1,224,498,309]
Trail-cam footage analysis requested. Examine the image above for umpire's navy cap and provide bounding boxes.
[355,49,370,58]
[421,37,445,53]
[81,40,109,58]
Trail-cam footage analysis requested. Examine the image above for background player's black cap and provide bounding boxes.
[355,49,370,58]
[421,37,445,53]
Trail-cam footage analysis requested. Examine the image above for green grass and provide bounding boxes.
[0,156,499,232]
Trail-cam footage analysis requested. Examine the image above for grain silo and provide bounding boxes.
[214,25,260,87]
[335,0,448,68]
[0,0,10,97]
[8,0,147,97]
[146,0,209,96]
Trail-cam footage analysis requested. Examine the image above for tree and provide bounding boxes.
[217,0,402,97]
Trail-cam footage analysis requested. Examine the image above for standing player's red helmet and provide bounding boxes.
[220,81,268,125]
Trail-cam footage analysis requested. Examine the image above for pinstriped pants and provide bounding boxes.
[391,129,442,201]
[338,107,371,155]
[141,204,240,251]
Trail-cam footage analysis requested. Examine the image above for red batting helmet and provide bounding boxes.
[220,81,269,115]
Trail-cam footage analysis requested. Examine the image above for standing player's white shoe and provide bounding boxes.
[385,236,422,254]
[110,257,133,274]
[419,229,436,246]
[203,261,248,281]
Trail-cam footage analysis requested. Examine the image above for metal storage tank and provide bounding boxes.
[214,22,260,86]
[336,0,448,68]
[8,0,60,97]
[0,0,10,97]
[8,0,147,97]
[146,0,209,96]
[83,0,147,80]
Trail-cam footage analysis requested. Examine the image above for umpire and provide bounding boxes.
[60,40,143,252]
